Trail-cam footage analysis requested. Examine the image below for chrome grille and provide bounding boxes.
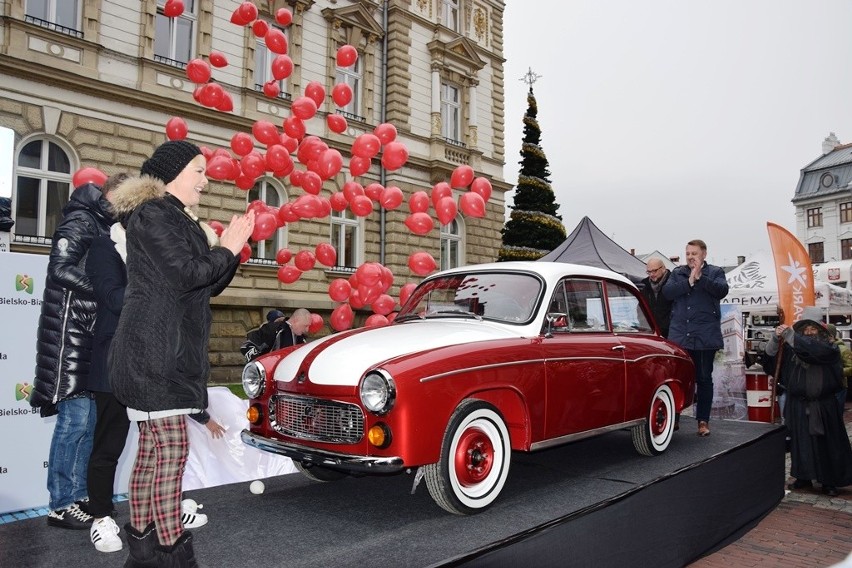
[270,394,364,444]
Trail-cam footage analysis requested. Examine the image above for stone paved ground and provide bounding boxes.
[690,402,852,568]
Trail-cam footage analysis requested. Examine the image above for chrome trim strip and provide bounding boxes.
[529,419,644,451]
[240,430,404,474]
[420,359,545,383]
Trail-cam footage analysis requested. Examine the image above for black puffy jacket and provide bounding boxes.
[30,183,113,416]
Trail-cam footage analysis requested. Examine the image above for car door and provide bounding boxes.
[542,278,627,438]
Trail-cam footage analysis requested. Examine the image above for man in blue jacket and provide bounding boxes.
[663,239,729,437]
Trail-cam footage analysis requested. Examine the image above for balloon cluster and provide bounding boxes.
[67,1,495,333]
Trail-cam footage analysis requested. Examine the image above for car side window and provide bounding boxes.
[605,281,654,333]
[563,279,608,332]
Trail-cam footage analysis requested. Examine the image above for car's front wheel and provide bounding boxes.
[294,462,348,482]
[424,399,511,515]
[632,384,675,456]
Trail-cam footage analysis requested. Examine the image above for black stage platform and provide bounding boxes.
[0,416,785,568]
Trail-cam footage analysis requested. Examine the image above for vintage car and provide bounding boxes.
[241,261,695,514]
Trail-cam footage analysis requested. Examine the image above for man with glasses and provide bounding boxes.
[640,259,673,338]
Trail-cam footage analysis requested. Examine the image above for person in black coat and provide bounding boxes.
[30,179,113,530]
[639,258,673,338]
[241,308,311,362]
[108,141,254,567]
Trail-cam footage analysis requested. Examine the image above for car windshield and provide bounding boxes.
[396,272,542,324]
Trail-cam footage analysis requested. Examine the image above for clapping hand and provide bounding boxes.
[220,211,255,256]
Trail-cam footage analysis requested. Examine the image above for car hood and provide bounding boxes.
[273,320,526,387]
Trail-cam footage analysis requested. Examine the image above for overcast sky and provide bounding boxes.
[501,0,852,267]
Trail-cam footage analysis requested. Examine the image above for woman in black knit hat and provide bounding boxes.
[109,140,254,566]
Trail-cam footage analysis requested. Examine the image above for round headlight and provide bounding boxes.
[242,361,266,399]
[359,371,396,414]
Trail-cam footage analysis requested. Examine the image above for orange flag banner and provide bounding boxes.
[766,221,815,325]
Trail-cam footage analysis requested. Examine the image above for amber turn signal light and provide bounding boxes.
[246,404,263,425]
[367,423,392,449]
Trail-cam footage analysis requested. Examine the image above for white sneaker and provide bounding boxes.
[90,516,122,553]
[181,499,208,529]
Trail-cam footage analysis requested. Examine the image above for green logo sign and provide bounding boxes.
[15,382,32,402]
[15,274,34,294]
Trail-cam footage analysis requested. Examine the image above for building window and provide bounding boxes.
[440,0,460,31]
[335,56,363,121]
[154,0,196,65]
[441,82,461,142]
[808,242,824,264]
[440,219,463,270]
[331,209,360,269]
[841,202,852,224]
[807,207,823,228]
[248,180,286,261]
[255,29,290,99]
[13,138,72,240]
[25,0,81,34]
[842,239,852,261]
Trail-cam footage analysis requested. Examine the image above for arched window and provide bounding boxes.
[14,137,73,241]
[440,217,464,270]
[248,179,287,261]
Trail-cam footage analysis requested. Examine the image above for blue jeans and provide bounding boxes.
[47,396,96,510]
[688,349,716,423]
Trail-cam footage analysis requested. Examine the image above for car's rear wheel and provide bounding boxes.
[424,399,511,515]
[294,461,348,482]
[632,384,675,456]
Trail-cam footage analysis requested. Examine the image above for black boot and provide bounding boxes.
[123,522,158,568]
[155,530,199,568]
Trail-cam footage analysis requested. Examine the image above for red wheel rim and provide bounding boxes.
[453,427,494,487]
[651,396,669,437]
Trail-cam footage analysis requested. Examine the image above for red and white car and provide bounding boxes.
[241,261,695,514]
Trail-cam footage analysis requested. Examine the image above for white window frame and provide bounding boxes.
[335,56,363,120]
[330,208,361,269]
[441,82,461,142]
[440,0,460,32]
[248,179,287,261]
[13,136,74,241]
[154,0,196,65]
[255,27,290,99]
[440,218,464,270]
[25,0,81,31]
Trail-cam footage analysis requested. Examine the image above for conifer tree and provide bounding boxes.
[498,81,566,261]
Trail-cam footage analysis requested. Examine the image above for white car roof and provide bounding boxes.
[432,261,637,290]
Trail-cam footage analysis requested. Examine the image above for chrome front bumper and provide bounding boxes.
[241,430,405,474]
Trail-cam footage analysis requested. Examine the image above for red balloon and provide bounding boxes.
[291,96,318,121]
[275,8,293,27]
[277,265,302,284]
[291,194,322,218]
[404,212,434,235]
[459,192,486,217]
[336,45,358,67]
[252,20,269,38]
[252,120,279,146]
[265,144,291,172]
[371,294,396,316]
[294,250,316,272]
[387,312,398,324]
[331,83,353,107]
[381,141,408,171]
[317,196,332,219]
[364,183,384,201]
[276,204,297,224]
[209,220,225,236]
[72,167,108,188]
[240,151,266,179]
[349,195,373,217]
[215,91,234,112]
[235,174,256,191]
[300,171,322,195]
[373,123,397,145]
[450,165,475,188]
[283,116,306,140]
[328,278,351,302]
[328,114,348,134]
[380,185,403,210]
[329,192,348,212]
[206,155,236,181]
[252,212,277,242]
[316,242,337,267]
[280,134,298,154]
[200,146,213,160]
[165,117,188,141]
[199,83,225,107]
[352,134,381,159]
[359,283,382,305]
[408,252,437,276]
[316,148,343,180]
[163,0,184,18]
[230,6,251,26]
[348,288,366,309]
[296,136,325,165]
[305,81,326,107]
[379,265,394,293]
[186,58,211,83]
[342,181,365,202]
[209,51,228,68]
[239,243,252,263]
[408,190,429,213]
[348,155,370,177]
[436,196,458,226]
[263,80,280,98]
[470,176,493,202]
[308,313,324,334]
[265,29,288,54]
[271,55,293,80]
[364,314,389,328]
[399,282,417,307]
[330,303,354,331]
[356,262,382,286]
[431,182,452,208]
[230,132,254,156]
[275,248,292,264]
[238,1,258,22]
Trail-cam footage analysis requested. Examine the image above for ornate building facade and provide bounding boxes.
[0,0,509,382]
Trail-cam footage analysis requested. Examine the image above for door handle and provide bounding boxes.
[611,345,625,351]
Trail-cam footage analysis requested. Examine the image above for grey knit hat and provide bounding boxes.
[140,140,202,185]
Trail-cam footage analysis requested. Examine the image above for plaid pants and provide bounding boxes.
[129,414,188,546]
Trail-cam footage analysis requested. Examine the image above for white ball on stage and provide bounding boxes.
[250,480,265,494]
